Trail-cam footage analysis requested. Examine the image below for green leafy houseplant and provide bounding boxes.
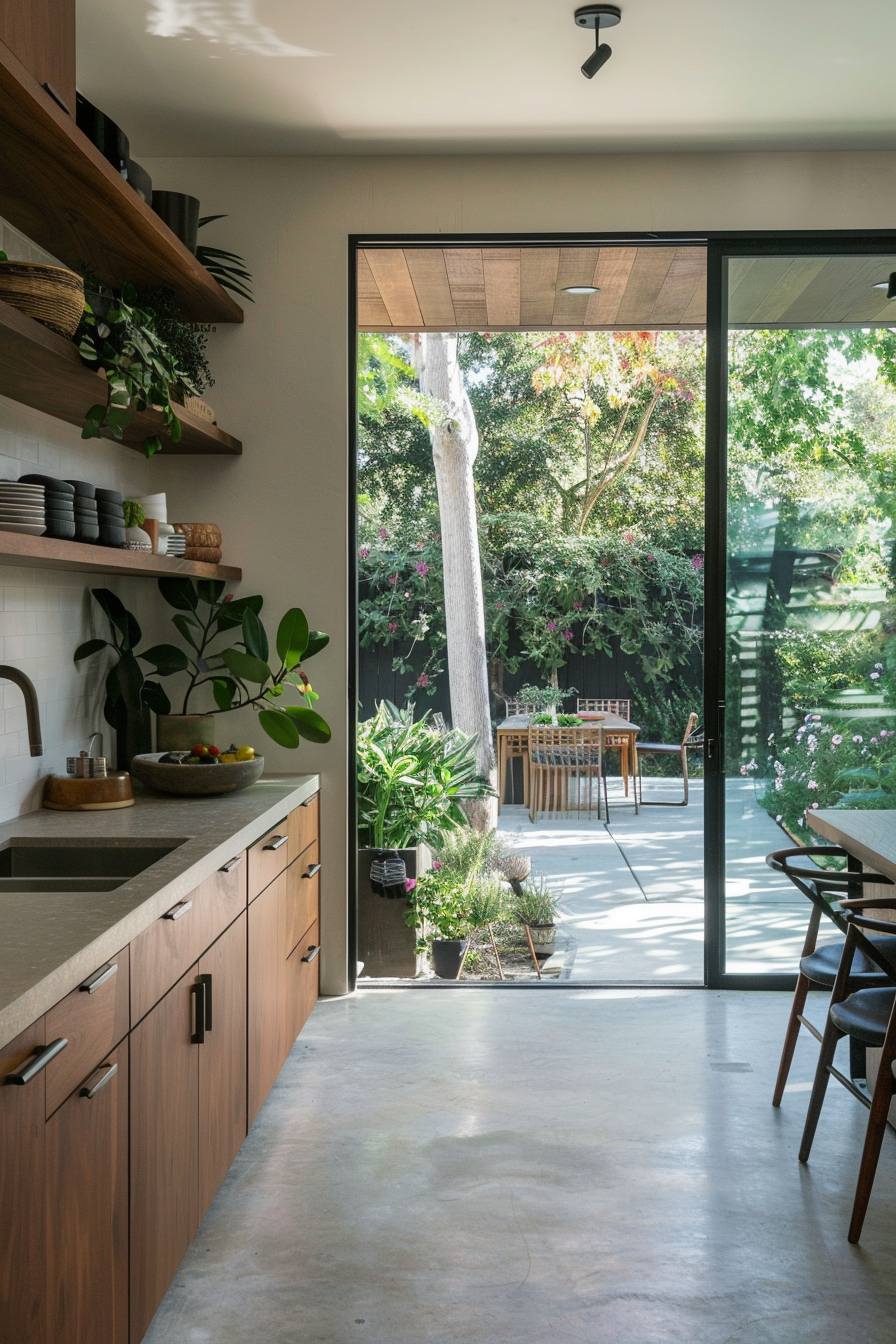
[356,701,493,850]
[196,216,254,303]
[132,284,215,395]
[78,283,201,458]
[512,878,560,927]
[74,588,178,769]
[146,577,331,750]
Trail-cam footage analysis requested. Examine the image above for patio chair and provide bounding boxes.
[798,899,896,1242]
[765,847,896,1107]
[497,728,530,812]
[577,698,633,796]
[528,725,603,823]
[502,697,537,718]
[633,711,701,807]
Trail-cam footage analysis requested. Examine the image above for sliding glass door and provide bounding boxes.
[706,236,896,985]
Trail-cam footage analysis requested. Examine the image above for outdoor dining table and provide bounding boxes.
[496,712,642,816]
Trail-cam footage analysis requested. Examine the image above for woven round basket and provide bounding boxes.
[175,523,222,549]
[0,262,85,337]
[183,396,216,423]
[184,546,223,564]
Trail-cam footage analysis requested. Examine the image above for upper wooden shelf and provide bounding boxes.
[0,296,241,456]
[0,42,243,324]
[0,531,240,581]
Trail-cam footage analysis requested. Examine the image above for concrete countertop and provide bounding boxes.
[0,774,319,1050]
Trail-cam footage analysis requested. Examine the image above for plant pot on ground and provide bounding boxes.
[512,879,561,958]
[356,701,494,978]
[430,938,467,980]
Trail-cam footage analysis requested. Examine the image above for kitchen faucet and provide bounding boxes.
[0,666,42,756]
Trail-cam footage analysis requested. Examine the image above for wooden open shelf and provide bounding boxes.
[0,297,241,455]
[0,42,242,324]
[0,531,241,581]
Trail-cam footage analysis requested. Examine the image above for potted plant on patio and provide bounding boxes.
[405,828,507,979]
[512,878,560,956]
[356,701,494,977]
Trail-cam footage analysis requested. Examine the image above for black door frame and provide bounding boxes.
[348,229,896,995]
[704,231,896,989]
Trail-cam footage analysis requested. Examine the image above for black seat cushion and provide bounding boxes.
[801,937,896,988]
[636,743,682,754]
[830,988,896,1046]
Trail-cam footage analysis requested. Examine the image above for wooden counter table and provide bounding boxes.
[809,809,896,882]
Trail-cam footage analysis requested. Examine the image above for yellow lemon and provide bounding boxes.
[220,753,237,764]
[236,745,256,761]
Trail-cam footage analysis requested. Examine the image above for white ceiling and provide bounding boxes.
[77,0,896,158]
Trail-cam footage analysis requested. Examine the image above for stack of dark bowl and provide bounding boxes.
[68,480,100,543]
[20,476,75,539]
[95,489,126,547]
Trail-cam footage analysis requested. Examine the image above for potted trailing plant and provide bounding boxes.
[196,215,254,302]
[356,702,493,978]
[512,879,561,956]
[74,588,179,769]
[405,828,507,979]
[78,284,202,458]
[143,577,330,752]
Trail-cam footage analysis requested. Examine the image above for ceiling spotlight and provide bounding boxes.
[575,5,621,79]
[872,272,896,299]
[562,285,601,294]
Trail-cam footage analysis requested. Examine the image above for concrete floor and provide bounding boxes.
[499,779,807,981]
[145,988,896,1344]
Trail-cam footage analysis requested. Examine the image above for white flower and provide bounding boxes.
[871,672,881,680]
[853,735,863,744]
[807,780,819,790]
[831,735,842,746]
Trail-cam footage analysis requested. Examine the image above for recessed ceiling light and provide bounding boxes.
[562,285,601,295]
[872,272,896,298]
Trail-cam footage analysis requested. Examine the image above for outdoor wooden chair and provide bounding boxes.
[528,725,603,823]
[577,698,633,795]
[497,729,530,812]
[765,846,896,1107]
[798,897,896,1242]
[502,697,537,718]
[634,711,701,807]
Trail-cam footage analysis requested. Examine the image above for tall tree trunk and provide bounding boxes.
[414,333,495,826]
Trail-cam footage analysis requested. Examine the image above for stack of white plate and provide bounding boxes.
[0,482,45,535]
[137,493,167,523]
[167,531,186,556]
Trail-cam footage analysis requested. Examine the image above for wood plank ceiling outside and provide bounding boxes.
[359,246,706,332]
[359,248,896,332]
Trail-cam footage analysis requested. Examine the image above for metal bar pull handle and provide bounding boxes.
[6,1037,68,1085]
[80,1062,118,1099]
[164,899,193,921]
[219,855,242,873]
[191,981,206,1045]
[79,962,118,994]
[301,944,321,964]
[302,863,322,880]
[263,834,288,851]
[199,973,213,1031]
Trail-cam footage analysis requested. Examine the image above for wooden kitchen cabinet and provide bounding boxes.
[46,1041,129,1344]
[0,1020,50,1343]
[0,0,76,114]
[247,869,287,1126]
[285,839,320,958]
[199,911,248,1211]
[130,910,248,1342]
[129,968,200,1343]
[247,818,290,901]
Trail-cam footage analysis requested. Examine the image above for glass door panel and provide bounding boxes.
[721,248,896,976]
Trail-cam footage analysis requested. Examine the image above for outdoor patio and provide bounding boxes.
[498,778,807,981]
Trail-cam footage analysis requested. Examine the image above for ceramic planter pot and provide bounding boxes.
[431,938,467,980]
[527,923,556,956]
[156,714,216,753]
[152,191,200,253]
[358,844,431,978]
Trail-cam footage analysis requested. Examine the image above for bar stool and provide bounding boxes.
[766,846,896,1106]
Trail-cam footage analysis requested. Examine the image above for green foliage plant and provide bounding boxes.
[74,588,178,758]
[122,500,145,529]
[78,284,202,458]
[147,578,331,749]
[357,702,493,850]
[132,285,214,395]
[196,216,253,303]
[512,878,560,927]
[405,825,506,948]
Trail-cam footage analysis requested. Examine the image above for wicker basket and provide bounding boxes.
[0,262,85,337]
[184,546,223,564]
[174,523,222,549]
[183,396,216,423]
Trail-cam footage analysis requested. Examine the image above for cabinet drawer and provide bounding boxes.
[285,840,320,957]
[286,920,320,1046]
[247,819,290,902]
[287,792,319,865]
[45,946,130,1117]
[131,863,245,1024]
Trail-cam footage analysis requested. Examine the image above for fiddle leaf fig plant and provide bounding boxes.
[78,283,201,458]
[148,577,331,749]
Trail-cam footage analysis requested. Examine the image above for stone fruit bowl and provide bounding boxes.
[130,752,264,796]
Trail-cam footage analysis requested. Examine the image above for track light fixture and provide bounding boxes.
[562,285,601,294]
[872,273,896,299]
[575,5,621,79]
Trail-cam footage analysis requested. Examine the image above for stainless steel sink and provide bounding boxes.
[0,838,186,892]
